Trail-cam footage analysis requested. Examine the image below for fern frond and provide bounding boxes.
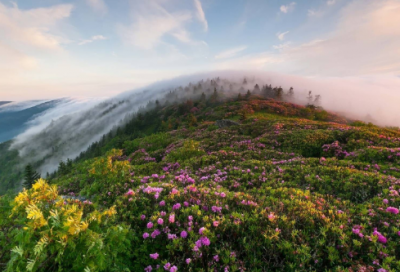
[11,246,24,257]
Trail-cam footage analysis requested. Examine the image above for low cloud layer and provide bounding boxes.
[8,70,400,176]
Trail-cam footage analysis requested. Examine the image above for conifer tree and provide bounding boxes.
[288,87,294,97]
[23,164,40,189]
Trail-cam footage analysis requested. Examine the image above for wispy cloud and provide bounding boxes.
[273,42,291,50]
[194,0,208,32]
[79,35,107,45]
[327,0,336,5]
[85,0,107,15]
[215,46,247,59]
[307,9,323,17]
[267,0,400,76]
[117,2,192,49]
[0,2,73,51]
[280,2,296,14]
[277,31,289,41]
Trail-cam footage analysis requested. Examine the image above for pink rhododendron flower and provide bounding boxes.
[150,253,159,260]
[386,207,399,214]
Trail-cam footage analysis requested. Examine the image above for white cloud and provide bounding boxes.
[307,9,323,17]
[85,0,107,14]
[79,35,107,45]
[0,2,73,50]
[194,0,208,32]
[117,2,192,49]
[215,46,247,60]
[277,31,289,41]
[273,42,291,50]
[280,2,296,13]
[327,0,336,5]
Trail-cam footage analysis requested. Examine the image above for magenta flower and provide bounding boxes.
[170,266,178,272]
[141,214,146,220]
[188,215,193,221]
[147,222,153,228]
[201,236,210,246]
[143,232,149,239]
[157,218,164,225]
[125,189,134,196]
[173,203,181,210]
[151,229,161,238]
[150,253,159,260]
[144,265,152,272]
[199,227,206,235]
[181,231,188,238]
[159,201,166,206]
[213,255,219,262]
[186,258,191,264]
[169,214,175,223]
[383,199,389,204]
[161,211,166,216]
[164,263,171,270]
[386,207,399,214]
[373,228,387,244]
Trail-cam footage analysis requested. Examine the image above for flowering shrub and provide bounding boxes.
[2,97,400,271]
[5,179,132,272]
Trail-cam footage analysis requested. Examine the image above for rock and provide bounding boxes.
[215,119,240,128]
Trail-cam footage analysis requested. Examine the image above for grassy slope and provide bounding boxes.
[3,95,400,271]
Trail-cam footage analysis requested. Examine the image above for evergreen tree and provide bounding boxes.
[288,87,294,98]
[314,95,321,106]
[23,164,40,189]
[246,90,251,99]
[237,93,243,101]
[307,91,313,105]
[275,87,283,100]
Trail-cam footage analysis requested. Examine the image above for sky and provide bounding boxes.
[1,0,400,101]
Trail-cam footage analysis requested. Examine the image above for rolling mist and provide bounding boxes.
[7,71,400,176]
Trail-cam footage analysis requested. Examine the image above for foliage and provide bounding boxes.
[23,164,41,189]
[2,92,400,271]
[5,179,132,272]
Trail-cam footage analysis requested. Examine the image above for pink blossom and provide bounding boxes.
[147,222,153,228]
[150,253,159,260]
[386,207,399,214]
[157,218,164,225]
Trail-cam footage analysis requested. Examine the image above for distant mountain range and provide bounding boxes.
[0,99,64,143]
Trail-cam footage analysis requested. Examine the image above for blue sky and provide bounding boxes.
[1,0,399,100]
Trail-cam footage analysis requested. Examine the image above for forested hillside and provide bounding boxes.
[1,80,400,271]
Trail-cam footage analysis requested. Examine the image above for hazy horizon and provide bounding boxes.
[1,0,399,101]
